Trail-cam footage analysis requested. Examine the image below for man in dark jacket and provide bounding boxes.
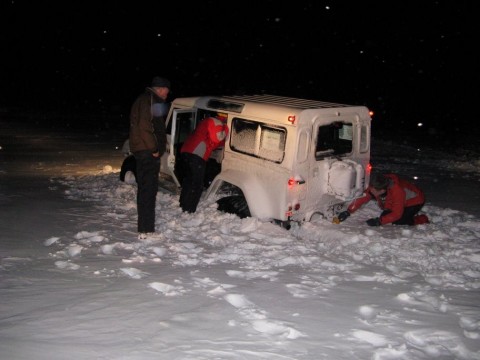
[129,76,170,239]
[336,173,429,226]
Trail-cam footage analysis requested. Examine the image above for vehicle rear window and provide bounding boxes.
[315,121,353,159]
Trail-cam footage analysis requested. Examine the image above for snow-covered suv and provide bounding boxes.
[121,94,372,228]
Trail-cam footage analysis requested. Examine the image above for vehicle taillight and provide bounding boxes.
[288,175,305,188]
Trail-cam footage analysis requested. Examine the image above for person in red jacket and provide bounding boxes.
[337,173,429,226]
[179,114,229,213]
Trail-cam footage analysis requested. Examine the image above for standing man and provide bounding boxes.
[129,76,170,239]
[336,173,429,226]
[179,114,229,213]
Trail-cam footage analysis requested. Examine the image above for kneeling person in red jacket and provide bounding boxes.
[337,173,429,226]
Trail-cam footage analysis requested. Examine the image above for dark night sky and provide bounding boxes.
[1,1,478,141]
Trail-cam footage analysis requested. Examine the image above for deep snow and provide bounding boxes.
[1,111,480,360]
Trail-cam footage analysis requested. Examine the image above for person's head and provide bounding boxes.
[152,102,170,117]
[370,174,390,194]
[150,76,170,100]
[216,112,228,123]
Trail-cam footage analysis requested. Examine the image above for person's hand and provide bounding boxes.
[366,218,381,226]
[152,151,160,158]
[337,211,350,222]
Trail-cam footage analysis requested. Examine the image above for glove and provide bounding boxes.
[366,218,381,226]
[337,211,350,222]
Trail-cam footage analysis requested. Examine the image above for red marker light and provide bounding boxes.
[288,176,305,187]
[288,115,296,124]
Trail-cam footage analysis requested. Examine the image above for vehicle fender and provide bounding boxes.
[205,169,272,219]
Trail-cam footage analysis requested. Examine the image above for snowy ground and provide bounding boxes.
[1,110,480,359]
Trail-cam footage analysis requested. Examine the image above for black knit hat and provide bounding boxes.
[370,174,390,190]
[151,76,171,89]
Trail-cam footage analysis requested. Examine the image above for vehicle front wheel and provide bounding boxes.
[120,155,137,183]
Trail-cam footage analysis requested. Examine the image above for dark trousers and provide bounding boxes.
[134,151,160,233]
[382,203,424,226]
[179,152,206,213]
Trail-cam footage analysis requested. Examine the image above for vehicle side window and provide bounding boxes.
[230,118,286,163]
[296,129,309,163]
[315,121,352,160]
[360,124,369,153]
[174,112,196,144]
[167,111,196,157]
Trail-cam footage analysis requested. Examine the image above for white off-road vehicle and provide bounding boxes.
[121,94,372,228]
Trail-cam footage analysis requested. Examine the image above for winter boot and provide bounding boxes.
[414,214,429,225]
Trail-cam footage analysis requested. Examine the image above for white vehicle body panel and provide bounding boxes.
[158,94,371,223]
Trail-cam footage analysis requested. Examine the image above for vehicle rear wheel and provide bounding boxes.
[273,219,292,230]
[216,195,251,219]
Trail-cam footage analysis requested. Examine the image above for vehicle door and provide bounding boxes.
[164,109,197,187]
[307,116,364,211]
